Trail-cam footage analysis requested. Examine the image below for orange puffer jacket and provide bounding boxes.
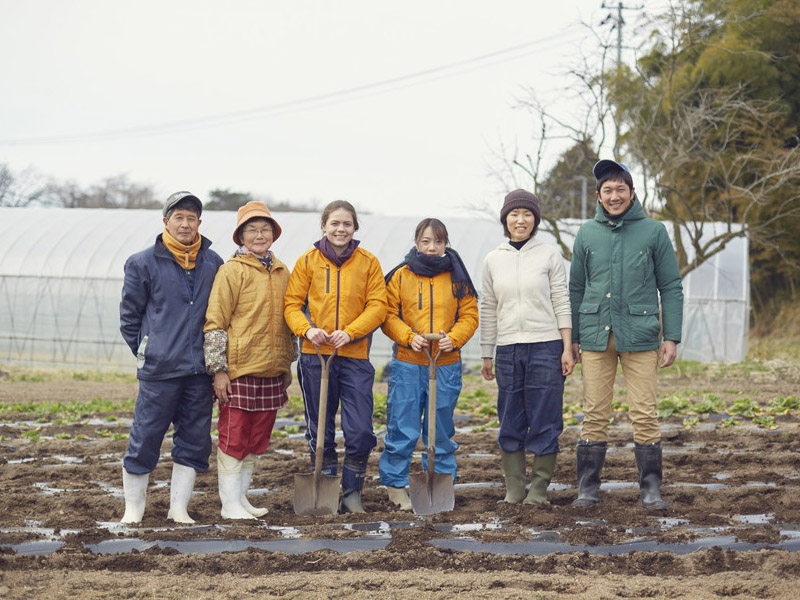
[204,252,294,379]
[284,246,387,359]
[382,266,478,366]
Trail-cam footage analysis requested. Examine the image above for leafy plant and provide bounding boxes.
[752,415,777,430]
[721,417,739,428]
[54,432,72,440]
[285,394,305,413]
[611,399,630,413]
[727,397,761,418]
[21,429,41,442]
[657,393,692,418]
[691,393,725,415]
[472,419,500,432]
[768,396,799,415]
[682,416,700,430]
[372,392,388,422]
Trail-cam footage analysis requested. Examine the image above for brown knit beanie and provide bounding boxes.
[500,189,541,228]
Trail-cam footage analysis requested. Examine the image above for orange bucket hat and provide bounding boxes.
[233,201,282,245]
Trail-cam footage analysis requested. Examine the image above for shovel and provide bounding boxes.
[409,333,455,515]
[294,347,341,515]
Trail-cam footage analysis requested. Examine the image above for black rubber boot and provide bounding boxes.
[572,440,607,507]
[309,452,338,476]
[339,454,368,514]
[634,442,668,510]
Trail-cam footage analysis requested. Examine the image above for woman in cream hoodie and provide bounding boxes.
[480,189,574,506]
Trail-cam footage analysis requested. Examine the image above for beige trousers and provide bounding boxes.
[580,332,660,444]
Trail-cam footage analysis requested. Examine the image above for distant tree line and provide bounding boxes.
[0,165,318,212]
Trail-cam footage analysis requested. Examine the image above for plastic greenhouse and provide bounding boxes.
[0,207,749,370]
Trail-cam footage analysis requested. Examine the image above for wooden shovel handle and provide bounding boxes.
[421,333,445,341]
[312,346,337,477]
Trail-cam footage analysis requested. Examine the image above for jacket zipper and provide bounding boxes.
[516,250,522,332]
[584,248,591,285]
[429,279,434,334]
[326,264,330,293]
[335,266,341,330]
[418,280,423,310]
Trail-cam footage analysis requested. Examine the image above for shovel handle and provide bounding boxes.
[420,333,444,488]
[312,346,337,478]
[421,333,444,379]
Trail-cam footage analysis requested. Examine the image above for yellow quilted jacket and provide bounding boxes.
[284,246,387,359]
[382,266,478,366]
[204,252,294,379]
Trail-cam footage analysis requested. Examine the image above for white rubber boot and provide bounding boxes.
[167,463,197,524]
[121,469,149,524]
[218,451,256,520]
[240,454,268,517]
[387,486,412,511]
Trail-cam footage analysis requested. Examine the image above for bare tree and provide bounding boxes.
[0,164,52,207]
[621,84,800,277]
[50,174,160,209]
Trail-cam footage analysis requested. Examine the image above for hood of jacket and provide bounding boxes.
[593,195,645,227]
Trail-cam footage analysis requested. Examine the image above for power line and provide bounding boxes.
[0,27,586,147]
[600,1,643,65]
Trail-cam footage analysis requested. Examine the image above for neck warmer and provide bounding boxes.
[314,237,360,267]
[236,246,273,271]
[385,248,478,300]
[162,228,201,269]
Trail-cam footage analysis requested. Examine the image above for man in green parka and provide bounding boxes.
[569,159,683,510]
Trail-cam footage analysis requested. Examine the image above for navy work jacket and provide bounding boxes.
[120,234,223,380]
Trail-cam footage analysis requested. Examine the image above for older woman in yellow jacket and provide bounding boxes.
[204,202,295,520]
[284,200,387,513]
[380,218,478,510]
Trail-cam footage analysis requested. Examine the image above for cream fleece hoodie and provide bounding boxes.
[480,237,572,358]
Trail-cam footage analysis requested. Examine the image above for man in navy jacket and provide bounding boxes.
[119,191,223,524]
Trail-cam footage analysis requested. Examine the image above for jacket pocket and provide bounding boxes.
[627,304,660,344]
[578,302,600,346]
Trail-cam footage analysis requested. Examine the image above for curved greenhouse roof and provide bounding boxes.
[0,207,749,368]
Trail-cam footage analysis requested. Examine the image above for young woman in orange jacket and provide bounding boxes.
[379,218,478,510]
[284,200,387,513]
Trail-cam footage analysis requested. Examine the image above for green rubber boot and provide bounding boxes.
[523,453,557,506]
[500,450,527,503]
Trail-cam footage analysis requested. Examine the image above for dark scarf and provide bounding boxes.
[385,248,477,300]
[315,237,360,267]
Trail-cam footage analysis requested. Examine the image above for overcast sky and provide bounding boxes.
[0,0,630,217]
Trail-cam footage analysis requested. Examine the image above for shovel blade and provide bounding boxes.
[408,472,455,515]
[293,473,341,515]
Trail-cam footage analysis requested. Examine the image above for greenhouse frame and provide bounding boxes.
[0,207,749,370]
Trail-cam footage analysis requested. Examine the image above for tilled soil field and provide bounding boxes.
[1,361,800,599]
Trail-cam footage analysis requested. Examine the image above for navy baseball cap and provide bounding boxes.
[592,159,631,181]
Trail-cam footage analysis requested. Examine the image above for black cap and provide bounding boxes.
[592,159,631,181]
[163,191,202,217]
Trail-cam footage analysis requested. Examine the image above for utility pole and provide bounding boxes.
[600,1,643,66]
